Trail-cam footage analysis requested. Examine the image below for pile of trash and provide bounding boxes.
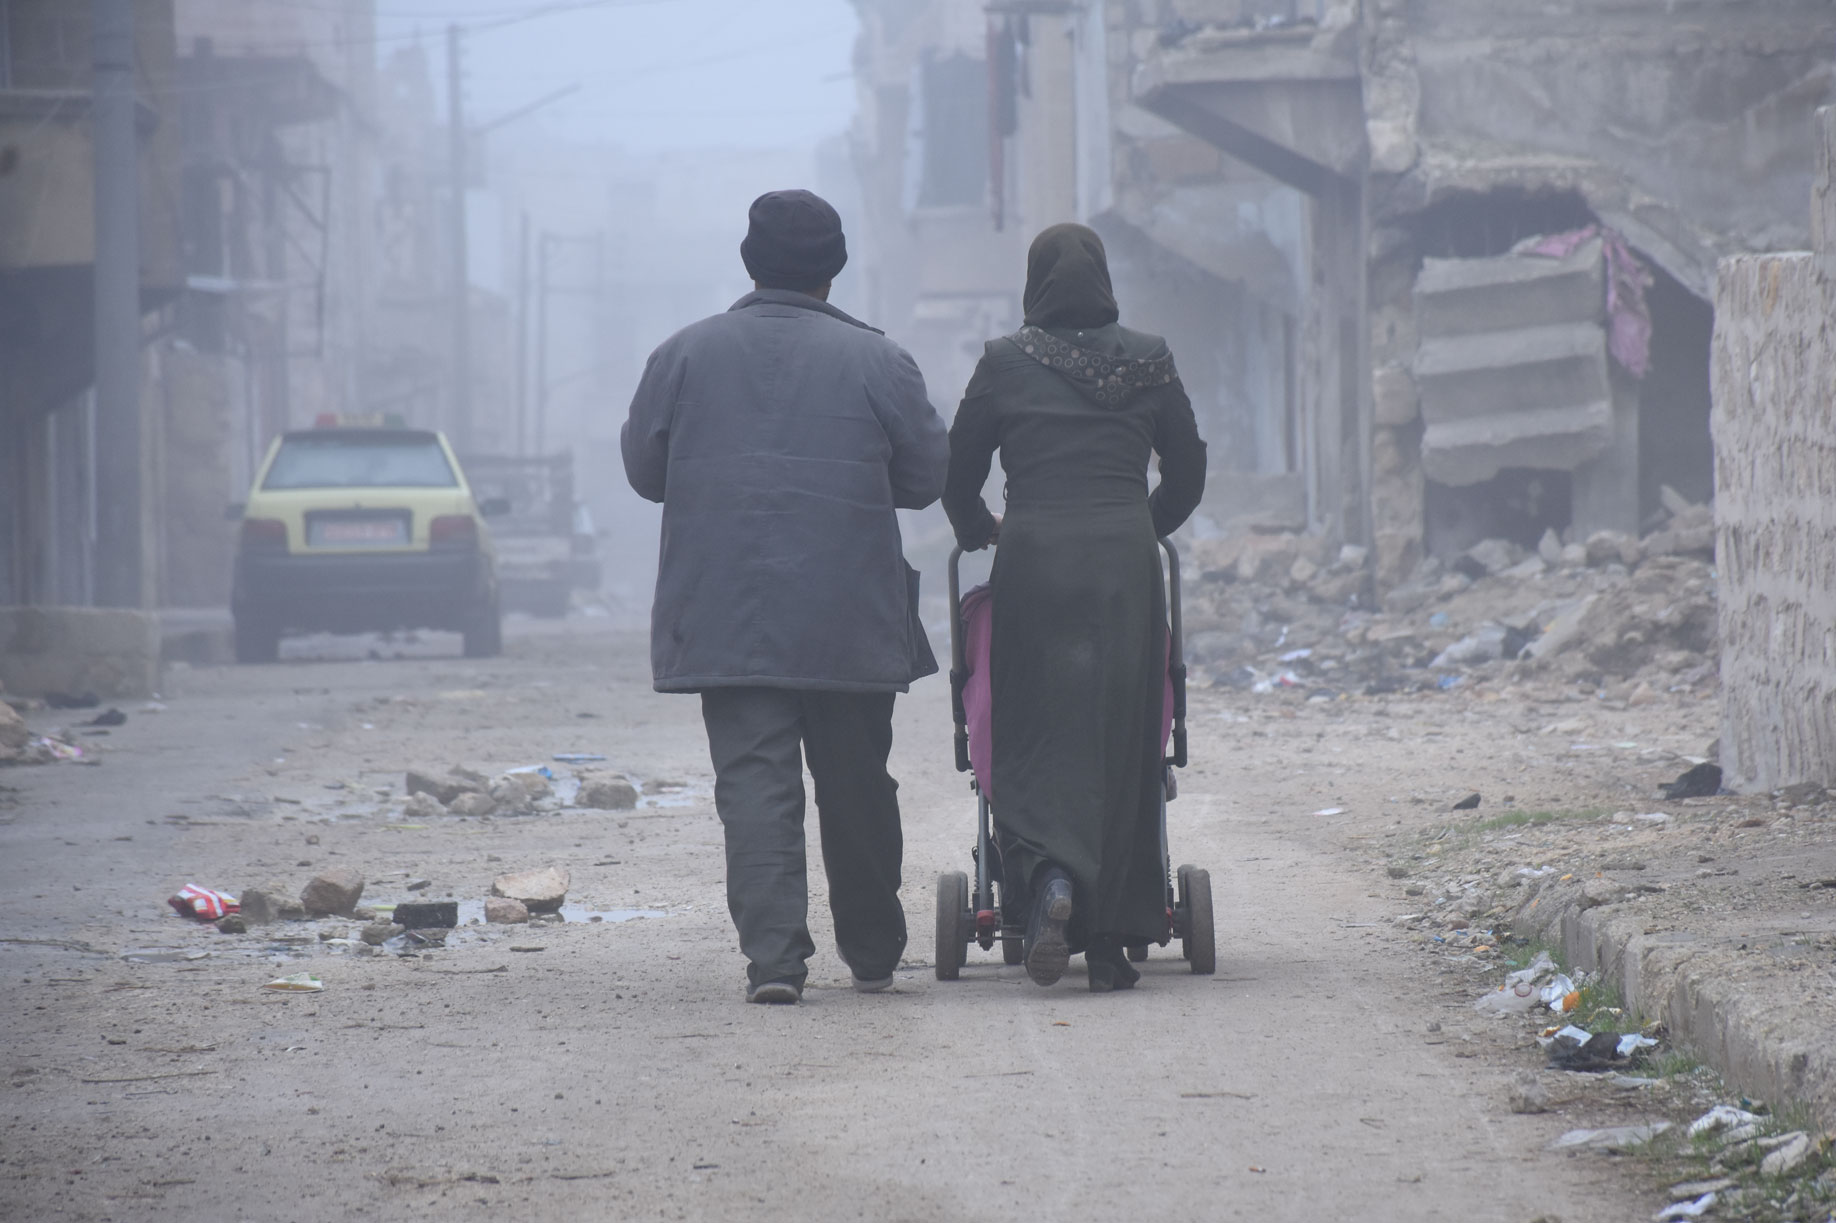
[0,699,97,766]
[1179,489,1718,699]
[399,762,637,819]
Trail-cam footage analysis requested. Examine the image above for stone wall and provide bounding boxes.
[1711,110,1836,790]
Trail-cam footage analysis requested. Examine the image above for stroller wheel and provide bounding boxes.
[934,872,969,981]
[1177,864,1216,975]
[1126,944,1149,962]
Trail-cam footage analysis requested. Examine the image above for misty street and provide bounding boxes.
[5,0,1836,1220]
[0,620,1672,1221]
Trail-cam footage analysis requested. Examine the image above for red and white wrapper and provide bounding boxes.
[168,883,239,921]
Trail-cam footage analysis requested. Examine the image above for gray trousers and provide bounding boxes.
[700,688,908,989]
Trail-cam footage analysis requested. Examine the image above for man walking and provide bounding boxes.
[622,189,949,1004]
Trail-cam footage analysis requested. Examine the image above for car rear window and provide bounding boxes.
[262,435,458,490]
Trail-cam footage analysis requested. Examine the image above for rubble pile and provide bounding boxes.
[400,763,636,818]
[1180,492,1719,700]
[0,698,94,766]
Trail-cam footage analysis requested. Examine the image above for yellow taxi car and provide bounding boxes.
[230,420,506,662]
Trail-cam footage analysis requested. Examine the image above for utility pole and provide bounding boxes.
[446,23,471,451]
[534,230,550,455]
[515,212,530,456]
[92,0,142,608]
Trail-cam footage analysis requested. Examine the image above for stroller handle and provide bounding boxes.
[947,547,970,772]
[945,539,1187,772]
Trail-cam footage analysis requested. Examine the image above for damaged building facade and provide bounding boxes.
[849,0,1834,588]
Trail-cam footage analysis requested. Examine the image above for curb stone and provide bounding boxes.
[1512,888,1836,1126]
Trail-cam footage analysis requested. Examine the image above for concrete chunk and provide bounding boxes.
[490,866,569,914]
[300,868,365,917]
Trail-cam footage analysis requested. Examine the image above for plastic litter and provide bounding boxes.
[1277,648,1312,663]
[507,765,556,781]
[262,972,324,992]
[1312,807,1345,817]
[1686,1104,1762,1140]
[1539,973,1579,1014]
[167,884,239,921]
[1548,1122,1670,1151]
[552,753,605,764]
[35,737,87,762]
[1656,1194,1717,1220]
[1475,952,1560,1015]
[1250,670,1303,694]
[1543,1025,1659,1071]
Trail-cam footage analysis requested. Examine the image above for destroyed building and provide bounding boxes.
[849,0,1834,587]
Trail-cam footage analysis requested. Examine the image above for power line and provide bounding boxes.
[217,0,690,55]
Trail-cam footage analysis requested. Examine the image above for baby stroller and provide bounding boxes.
[934,538,1215,979]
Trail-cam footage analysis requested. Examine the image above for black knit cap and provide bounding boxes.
[740,189,847,291]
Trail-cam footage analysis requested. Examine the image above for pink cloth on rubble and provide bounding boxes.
[1519,224,1653,380]
[959,583,1174,801]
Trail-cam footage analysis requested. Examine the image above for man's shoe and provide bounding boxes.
[851,974,894,994]
[746,980,802,1005]
[1024,873,1073,987]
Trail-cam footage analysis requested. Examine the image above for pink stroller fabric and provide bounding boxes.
[959,583,1174,800]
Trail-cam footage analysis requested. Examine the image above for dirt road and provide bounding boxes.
[2,620,1666,1221]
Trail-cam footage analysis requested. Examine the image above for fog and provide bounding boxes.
[3,0,1829,623]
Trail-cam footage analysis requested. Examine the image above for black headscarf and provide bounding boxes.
[1012,223,1176,408]
[1022,222,1119,329]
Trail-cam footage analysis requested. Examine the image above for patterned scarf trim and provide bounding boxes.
[1010,325,1177,408]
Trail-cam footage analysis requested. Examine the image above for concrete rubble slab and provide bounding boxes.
[0,606,161,699]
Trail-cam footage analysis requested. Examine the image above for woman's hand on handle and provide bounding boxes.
[983,514,1002,550]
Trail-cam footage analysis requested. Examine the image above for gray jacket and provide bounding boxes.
[622,290,949,693]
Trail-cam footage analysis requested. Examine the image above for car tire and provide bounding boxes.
[462,592,502,658]
[233,614,280,664]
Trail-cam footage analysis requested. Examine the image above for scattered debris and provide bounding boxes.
[1548,1122,1671,1152]
[166,884,238,921]
[214,914,247,935]
[1452,792,1481,810]
[239,884,307,924]
[300,868,365,917]
[1661,762,1722,800]
[447,791,496,817]
[579,774,638,811]
[401,792,445,820]
[484,896,530,924]
[490,866,569,913]
[1544,1026,1658,1072]
[85,708,127,727]
[1507,1070,1550,1114]
[1655,1192,1718,1221]
[261,972,324,992]
[392,901,457,930]
[1759,1131,1815,1176]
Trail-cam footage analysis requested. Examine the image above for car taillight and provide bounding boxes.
[240,518,287,551]
[429,515,477,550]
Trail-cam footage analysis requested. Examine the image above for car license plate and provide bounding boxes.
[308,516,407,547]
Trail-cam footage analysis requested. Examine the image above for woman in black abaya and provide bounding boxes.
[943,223,1207,992]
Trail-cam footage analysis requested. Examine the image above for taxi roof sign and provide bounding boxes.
[313,412,408,429]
